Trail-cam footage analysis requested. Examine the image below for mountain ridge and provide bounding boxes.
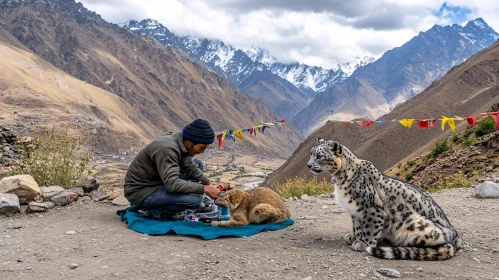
[291,18,499,135]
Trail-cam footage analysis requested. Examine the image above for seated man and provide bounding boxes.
[124,119,221,220]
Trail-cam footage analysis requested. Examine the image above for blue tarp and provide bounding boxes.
[117,207,294,240]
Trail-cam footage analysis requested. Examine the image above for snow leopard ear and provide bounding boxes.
[325,140,342,156]
[316,138,325,145]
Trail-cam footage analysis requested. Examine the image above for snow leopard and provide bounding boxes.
[307,139,462,261]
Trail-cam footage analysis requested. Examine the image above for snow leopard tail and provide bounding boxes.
[366,244,455,261]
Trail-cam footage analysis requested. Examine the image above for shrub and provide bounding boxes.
[442,151,449,157]
[463,129,473,139]
[475,116,496,138]
[272,176,332,198]
[462,139,475,147]
[11,126,96,188]
[407,160,416,167]
[428,172,471,193]
[451,133,459,142]
[434,139,448,156]
[405,173,413,181]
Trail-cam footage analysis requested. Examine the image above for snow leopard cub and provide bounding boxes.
[307,139,462,260]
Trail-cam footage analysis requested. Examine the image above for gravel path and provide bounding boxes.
[1,188,498,280]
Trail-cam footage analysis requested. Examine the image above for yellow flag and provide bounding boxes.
[233,130,245,140]
[441,116,456,131]
[398,119,415,128]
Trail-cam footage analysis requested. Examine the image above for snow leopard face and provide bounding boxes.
[307,138,343,174]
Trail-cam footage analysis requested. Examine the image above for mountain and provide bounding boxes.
[0,25,157,151]
[0,0,303,158]
[244,46,375,93]
[292,18,499,135]
[124,19,310,120]
[262,38,499,187]
[123,20,374,119]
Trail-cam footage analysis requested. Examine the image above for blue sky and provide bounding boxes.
[436,3,473,24]
[78,0,499,69]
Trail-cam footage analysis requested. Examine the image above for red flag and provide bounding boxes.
[249,128,254,135]
[216,133,224,150]
[279,120,285,126]
[465,116,476,125]
[365,121,374,129]
[343,121,348,126]
[417,120,429,129]
[430,119,437,128]
[356,121,363,127]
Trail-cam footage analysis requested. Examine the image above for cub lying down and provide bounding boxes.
[307,139,462,261]
[211,187,290,227]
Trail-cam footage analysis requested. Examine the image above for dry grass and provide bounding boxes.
[272,176,332,198]
[426,172,472,193]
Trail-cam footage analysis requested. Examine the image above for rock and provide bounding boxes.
[0,193,20,214]
[40,186,65,201]
[300,194,309,200]
[44,201,55,209]
[77,175,100,193]
[78,196,92,204]
[89,190,109,201]
[67,187,84,197]
[106,190,122,200]
[0,175,41,203]
[376,268,401,278]
[26,202,50,212]
[50,192,70,206]
[70,263,78,269]
[112,195,129,206]
[65,230,77,235]
[473,181,499,198]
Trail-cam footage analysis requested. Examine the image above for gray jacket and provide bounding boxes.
[124,131,209,205]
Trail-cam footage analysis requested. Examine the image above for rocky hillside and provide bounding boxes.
[387,116,499,190]
[292,18,499,135]
[0,0,303,157]
[263,38,499,187]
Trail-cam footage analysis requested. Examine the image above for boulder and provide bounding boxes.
[473,181,499,199]
[26,202,49,213]
[40,186,65,201]
[67,187,84,197]
[89,190,109,201]
[0,175,41,203]
[112,195,130,206]
[0,193,20,214]
[50,192,70,206]
[77,175,100,193]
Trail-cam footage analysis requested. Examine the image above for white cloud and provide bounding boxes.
[77,0,499,69]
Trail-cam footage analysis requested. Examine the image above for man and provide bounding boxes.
[124,119,221,220]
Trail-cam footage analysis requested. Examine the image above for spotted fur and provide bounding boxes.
[307,139,462,261]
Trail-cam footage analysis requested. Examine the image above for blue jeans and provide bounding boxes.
[137,159,204,220]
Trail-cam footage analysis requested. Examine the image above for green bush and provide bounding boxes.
[11,126,96,188]
[475,116,496,138]
[462,139,475,147]
[407,160,416,167]
[428,172,471,192]
[451,133,459,142]
[405,173,413,181]
[463,129,473,139]
[272,176,332,198]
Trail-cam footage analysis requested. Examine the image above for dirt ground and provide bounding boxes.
[0,188,498,280]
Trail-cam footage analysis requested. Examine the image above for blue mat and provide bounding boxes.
[117,207,294,240]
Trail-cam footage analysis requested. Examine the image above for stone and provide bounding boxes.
[0,193,20,214]
[44,201,55,209]
[70,263,78,269]
[40,186,65,201]
[50,192,70,206]
[67,187,84,197]
[473,181,499,198]
[0,175,41,204]
[89,190,109,201]
[376,268,401,278]
[77,175,100,193]
[78,196,92,204]
[112,195,129,206]
[26,202,49,213]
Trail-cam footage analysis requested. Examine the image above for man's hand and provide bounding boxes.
[204,184,221,199]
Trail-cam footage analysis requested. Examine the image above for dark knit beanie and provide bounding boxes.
[182,119,215,144]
